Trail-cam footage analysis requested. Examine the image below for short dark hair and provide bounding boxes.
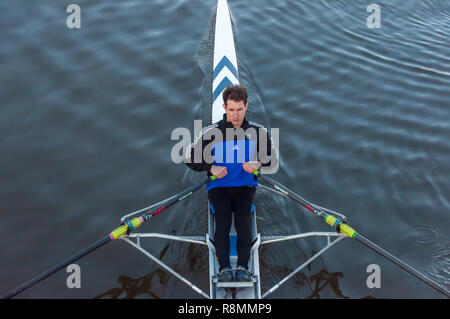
[222,85,248,105]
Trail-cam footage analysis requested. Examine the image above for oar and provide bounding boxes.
[2,175,216,299]
[257,173,450,298]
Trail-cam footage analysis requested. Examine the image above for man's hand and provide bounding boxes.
[242,161,261,174]
[210,165,228,179]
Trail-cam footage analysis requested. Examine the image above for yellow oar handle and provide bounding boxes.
[109,217,144,240]
[111,176,217,240]
[324,214,357,238]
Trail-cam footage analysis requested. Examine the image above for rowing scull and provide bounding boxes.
[2,0,449,300]
[207,0,261,299]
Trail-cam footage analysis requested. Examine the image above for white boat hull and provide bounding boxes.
[207,0,262,299]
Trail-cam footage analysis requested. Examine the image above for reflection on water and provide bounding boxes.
[94,269,169,299]
[95,242,172,299]
[306,269,349,299]
[95,267,376,299]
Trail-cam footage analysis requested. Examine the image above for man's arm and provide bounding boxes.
[184,124,225,175]
[183,131,213,172]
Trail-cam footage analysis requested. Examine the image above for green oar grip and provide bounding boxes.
[324,214,357,238]
[109,217,144,240]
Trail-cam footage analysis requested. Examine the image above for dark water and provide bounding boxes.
[1,0,449,299]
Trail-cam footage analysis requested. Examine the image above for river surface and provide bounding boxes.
[1,0,449,298]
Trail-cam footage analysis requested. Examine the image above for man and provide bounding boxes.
[184,85,278,282]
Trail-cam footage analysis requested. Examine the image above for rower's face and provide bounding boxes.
[223,99,248,127]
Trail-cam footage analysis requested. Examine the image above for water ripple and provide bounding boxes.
[1,0,449,299]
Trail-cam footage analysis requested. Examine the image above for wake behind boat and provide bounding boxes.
[2,0,449,300]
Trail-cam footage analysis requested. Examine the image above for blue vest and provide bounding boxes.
[206,138,258,191]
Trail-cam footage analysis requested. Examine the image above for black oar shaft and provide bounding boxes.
[2,236,111,299]
[159,178,210,210]
[356,234,450,297]
[3,177,213,299]
[258,175,324,216]
[258,174,450,298]
[139,177,212,220]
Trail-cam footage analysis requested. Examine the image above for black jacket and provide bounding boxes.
[184,114,279,183]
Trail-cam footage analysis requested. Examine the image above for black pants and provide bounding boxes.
[208,186,256,271]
